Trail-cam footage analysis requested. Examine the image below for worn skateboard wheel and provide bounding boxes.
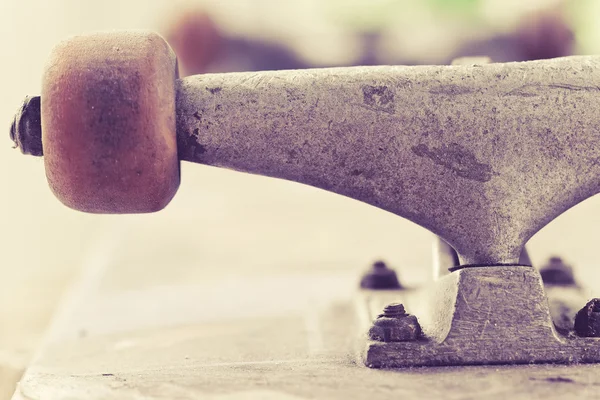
[41,31,180,213]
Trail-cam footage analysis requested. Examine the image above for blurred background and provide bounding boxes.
[2,0,600,397]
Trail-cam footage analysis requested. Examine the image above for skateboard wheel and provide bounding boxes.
[41,31,180,213]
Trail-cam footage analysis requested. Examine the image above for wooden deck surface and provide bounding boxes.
[9,167,600,399]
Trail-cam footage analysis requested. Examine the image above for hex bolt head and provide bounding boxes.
[360,260,402,290]
[368,303,421,342]
[574,298,600,337]
[539,256,576,286]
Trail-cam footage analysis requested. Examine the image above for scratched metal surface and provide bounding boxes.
[176,56,600,266]
[361,266,600,367]
[11,217,600,400]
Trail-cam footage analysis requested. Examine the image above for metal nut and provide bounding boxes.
[574,298,600,337]
[10,96,42,156]
[368,303,421,342]
[539,256,576,286]
[360,260,402,290]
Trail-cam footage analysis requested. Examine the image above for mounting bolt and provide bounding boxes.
[574,298,600,337]
[539,256,576,286]
[360,260,402,290]
[368,303,421,342]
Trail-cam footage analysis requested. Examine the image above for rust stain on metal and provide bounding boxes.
[177,128,207,161]
[205,86,222,95]
[361,85,395,114]
[411,143,495,182]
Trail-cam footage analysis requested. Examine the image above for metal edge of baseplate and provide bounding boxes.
[356,266,600,368]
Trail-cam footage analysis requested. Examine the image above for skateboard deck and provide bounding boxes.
[10,168,600,399]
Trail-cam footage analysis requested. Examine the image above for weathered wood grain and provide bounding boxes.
[11,219,600,399]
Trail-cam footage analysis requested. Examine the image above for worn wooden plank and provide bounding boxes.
[11,200,600,399]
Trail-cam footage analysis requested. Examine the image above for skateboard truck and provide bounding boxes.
[10,31,600,367]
